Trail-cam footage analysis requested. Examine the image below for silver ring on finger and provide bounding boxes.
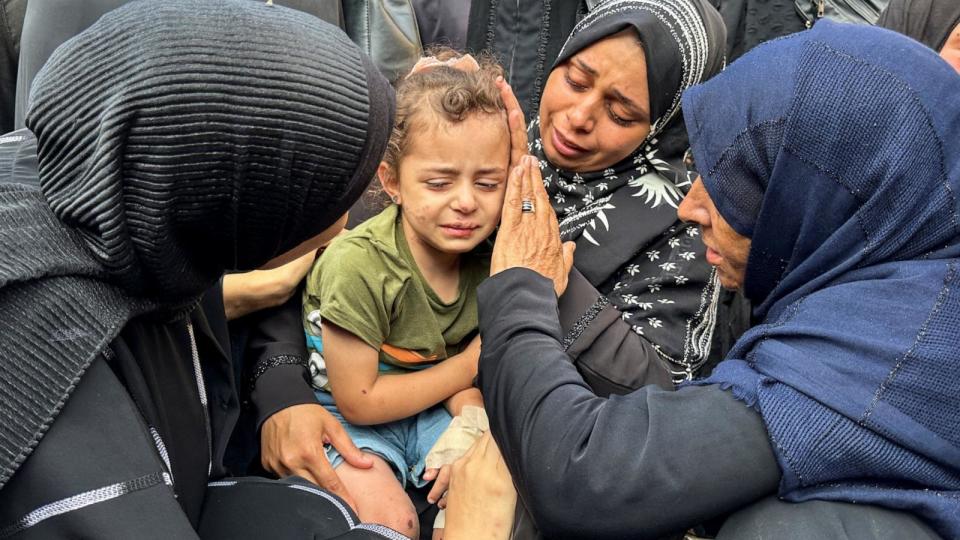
[521,199,535,214]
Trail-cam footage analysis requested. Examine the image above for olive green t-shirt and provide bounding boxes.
[303,205,489,387]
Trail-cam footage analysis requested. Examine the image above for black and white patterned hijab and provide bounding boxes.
[531,0,727,380]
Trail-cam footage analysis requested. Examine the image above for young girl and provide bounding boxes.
[302,50,508,539]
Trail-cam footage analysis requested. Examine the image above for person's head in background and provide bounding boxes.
[939,20,960,72]
[878,0,960,73]
[377,48,509,266]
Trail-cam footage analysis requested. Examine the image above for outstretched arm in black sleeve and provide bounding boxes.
[477,268,780,540]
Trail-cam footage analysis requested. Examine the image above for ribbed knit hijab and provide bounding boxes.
[0,0,393,489]
[27,0,392,300]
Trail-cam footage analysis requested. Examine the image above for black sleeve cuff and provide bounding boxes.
[478,268,563,350]
[557,267,603,332]
[251,364,318,429]
[558,268,673,394]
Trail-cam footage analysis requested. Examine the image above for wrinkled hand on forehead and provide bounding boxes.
[407,54,481,78]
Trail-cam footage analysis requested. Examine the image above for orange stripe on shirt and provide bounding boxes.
[380,343,440,364]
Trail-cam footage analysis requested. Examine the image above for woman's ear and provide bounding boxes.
[378,162,401,205]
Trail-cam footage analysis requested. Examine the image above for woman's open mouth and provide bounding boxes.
[551,127,588,159]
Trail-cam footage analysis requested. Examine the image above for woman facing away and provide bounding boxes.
[505,0,734,391]
[0,1,407,537]
[470,18,960,540]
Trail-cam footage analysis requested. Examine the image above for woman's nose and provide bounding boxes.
[566,97,597,132]
[677,178,710,226]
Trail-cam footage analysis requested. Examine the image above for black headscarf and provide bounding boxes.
[0,0,393,488]
[530,0,727,379]
[877,0,960,51]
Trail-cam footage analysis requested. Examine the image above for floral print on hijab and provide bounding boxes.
[531,0,726,380]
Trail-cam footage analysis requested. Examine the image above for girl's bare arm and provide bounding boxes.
[322,322,480,425]
[444,387,484,416]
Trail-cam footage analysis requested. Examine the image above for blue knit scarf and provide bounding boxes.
[684,21,960,538]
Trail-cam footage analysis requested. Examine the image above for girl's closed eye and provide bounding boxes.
[475,179,503,191]
[426,179,452,190]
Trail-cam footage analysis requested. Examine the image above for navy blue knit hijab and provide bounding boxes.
[685,21,960,538]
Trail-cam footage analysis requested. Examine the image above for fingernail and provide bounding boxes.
[496,75,503,83]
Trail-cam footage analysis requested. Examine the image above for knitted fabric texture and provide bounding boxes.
[0,0,393,490]
[27,0,391,300]
[684,21,960,538]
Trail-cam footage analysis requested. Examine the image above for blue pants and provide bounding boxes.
[315,391,452,488]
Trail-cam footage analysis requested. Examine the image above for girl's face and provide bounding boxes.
[538,30,652,173]
[381,113,509,259]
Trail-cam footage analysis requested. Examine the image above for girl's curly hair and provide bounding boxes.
[382,47,506,171]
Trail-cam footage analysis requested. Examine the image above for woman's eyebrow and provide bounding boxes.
[610,88,649,119]
[573,56,649,120]
[572,57,598,76]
